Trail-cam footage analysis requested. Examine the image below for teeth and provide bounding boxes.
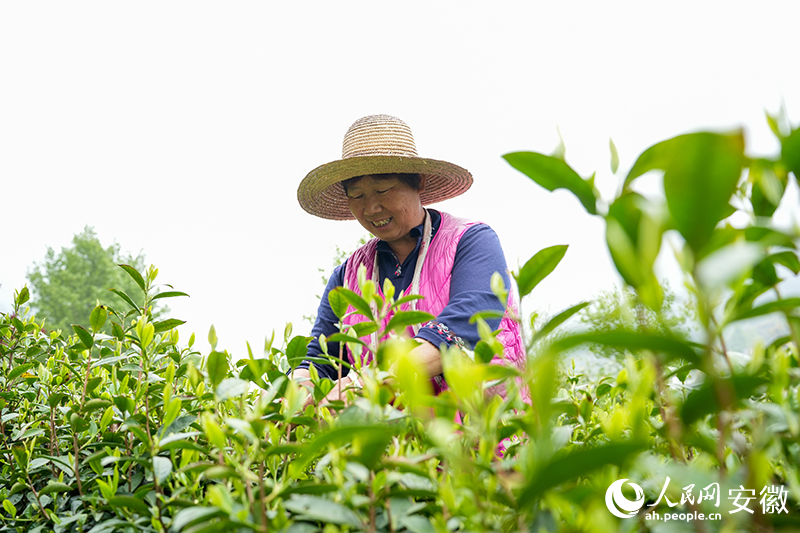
[372,218,391,227]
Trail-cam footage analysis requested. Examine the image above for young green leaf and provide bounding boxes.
[514,245,568,298]
[609,138,620,174]
[781,127,800,177]
[503,151,597,214]
[15,286,30,308]
[383,310,435,334]
[89,305,108,333]
[517,442,645,507]
[337,287,375,321]
[327,288,349,319]
[286,335,314,369]
[206,351,229,387]
[351,321,379,338]
[118,264,146,294]
[626,132,744,254]
[532,301,590,343]
[208,324,218,351]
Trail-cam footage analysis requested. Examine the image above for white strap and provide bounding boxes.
[367,209,433,348]
[346,370,362,389]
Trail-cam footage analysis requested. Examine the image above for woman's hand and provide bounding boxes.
[317,374,360,409]
[290,368,361,410]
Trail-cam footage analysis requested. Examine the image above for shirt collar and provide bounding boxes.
[375,209,441,256]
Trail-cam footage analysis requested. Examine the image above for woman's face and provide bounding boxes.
[345,174,426,248]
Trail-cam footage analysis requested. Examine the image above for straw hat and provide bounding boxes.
[298,115,473,220]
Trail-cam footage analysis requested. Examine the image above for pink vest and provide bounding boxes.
[342,212,525,394]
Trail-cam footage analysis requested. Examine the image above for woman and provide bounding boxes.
[295,115,524,404]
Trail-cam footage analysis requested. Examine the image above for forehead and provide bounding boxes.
[345,174,401,191]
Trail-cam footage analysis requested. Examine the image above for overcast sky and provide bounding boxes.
[2,1,798,353]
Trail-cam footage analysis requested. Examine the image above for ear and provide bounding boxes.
[418,175,427,193]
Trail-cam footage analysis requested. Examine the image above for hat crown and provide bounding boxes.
[342,114,419,159]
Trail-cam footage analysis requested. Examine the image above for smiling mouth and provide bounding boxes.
[371,218,392,228]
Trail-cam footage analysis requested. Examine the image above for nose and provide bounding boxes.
[363,193,382,216]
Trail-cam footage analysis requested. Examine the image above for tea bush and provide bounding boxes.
[1,113,799,532]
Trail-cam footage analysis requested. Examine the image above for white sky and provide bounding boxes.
[2,1,798,353]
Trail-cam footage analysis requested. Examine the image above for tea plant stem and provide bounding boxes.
[49,410,57,477]
[711,315,734,374]
[654,360,685,461]
[368,471,376,533]
[385,495,394,533]
[258,463,269,533]
[82,340,94,407]
[25,471,47,517]
[337,337,344,401]
[73,433,84,495]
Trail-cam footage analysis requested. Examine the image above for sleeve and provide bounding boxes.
[415,224,510,350]
[295,260,346,381]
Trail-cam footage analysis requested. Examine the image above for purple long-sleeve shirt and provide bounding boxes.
[299,209,510,381]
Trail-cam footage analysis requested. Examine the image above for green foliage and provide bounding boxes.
[25,227,166,335]
[1,112,799,532]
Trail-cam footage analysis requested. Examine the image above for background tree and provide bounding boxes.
[578,281,697,362]
[26,226,160,334]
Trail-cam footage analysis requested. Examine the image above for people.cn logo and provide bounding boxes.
[605,479,645,518]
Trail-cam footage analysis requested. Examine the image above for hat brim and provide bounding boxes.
[298,155,473,220]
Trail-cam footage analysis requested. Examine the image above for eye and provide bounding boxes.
[377,189,390,194]
[347,194,363,200]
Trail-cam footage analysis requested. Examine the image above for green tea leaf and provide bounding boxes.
[609,138,620,174]
[286,335,314,369]
[627,132,744,254]
[383,311,435,334]
[108,495,150,515]
[327,288,348,320]
[215,378,249,401]
[72,324,94,350]
[550,330,701,365]
[733,298,800,322]
[152,456,172,485]
[108,288,139,312]
[351,321,380,338]
[337,287,375,321]
[171,507,226,531]
[152,318,186,333]
[514,245,568,298]
[89,305,108,333]
[38,482,72,496]
[9,363,34,381]
[118,264,146,294]
[532,301,590,343]
[518,442,645,506]
[150,290,190,301]
[2,499,16,518]
[206,351,229,387]
[70,413,90,432]
[504,151,598,214]
[15,286,30,308]
[680,375,769,425]
[82,399,112,414]
[208,324,218,351]
[283,494,364,528]
[782,127,800,178]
